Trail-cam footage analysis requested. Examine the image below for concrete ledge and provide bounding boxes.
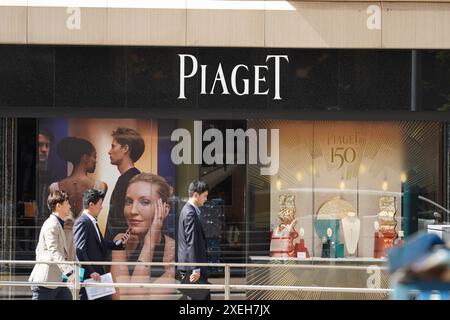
[0,1,450,48]
[0,4,27,44]
[28,2,107,45]
[265,2,381,48]
[383,3,450,49]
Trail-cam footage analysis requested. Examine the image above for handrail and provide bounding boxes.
[230,285,393,294]
[0,281,393,293]
[418,195,450,215]
[0,281,224,290]
[0,260,388,269]
[0,259,393,299]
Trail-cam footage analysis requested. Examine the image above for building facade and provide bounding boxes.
[1,1,450,299]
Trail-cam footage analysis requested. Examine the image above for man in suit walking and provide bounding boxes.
[73,189,130,300]
[177,180,210,300]
[29,190,75,300]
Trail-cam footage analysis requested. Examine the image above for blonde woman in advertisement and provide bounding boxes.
[49,137,107,261]
[111,173,176,300]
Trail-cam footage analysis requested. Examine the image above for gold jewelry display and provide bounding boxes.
[270,194,298,257]
[316,196,356,220]
[374,196,397,258]
[377,196,397,235]
[314,197,351,258]
[278,194,296,226]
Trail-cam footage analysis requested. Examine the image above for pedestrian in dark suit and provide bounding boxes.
[177,180,210,300]
[73,189,130,300]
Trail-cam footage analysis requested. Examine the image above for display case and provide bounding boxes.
[246,120,445,299]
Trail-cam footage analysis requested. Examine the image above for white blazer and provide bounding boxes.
[28,214,74,287]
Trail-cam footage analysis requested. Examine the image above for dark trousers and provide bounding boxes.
[31,286,73,300]
[178,270,211,301]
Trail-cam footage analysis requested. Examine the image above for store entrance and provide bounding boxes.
[199,120,247,277]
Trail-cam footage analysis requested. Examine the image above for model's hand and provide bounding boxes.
[190,270,201,283]
[147,198,169,245]
[90,272,101,282]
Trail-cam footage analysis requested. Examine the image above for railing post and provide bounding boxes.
[224,264,230,300]
[72,262,79,300]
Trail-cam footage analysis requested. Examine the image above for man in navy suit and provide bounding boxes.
[177,180,210,300]
[73,189,130,300]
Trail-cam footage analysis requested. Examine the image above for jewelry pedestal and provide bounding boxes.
[270,195,298,257]
[374,196,398,258]
[295,238,310,259]
[315,219,344,258]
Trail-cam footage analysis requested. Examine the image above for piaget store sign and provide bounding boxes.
[178,54,289,100]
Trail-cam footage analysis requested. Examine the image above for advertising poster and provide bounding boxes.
[37,118,176,299]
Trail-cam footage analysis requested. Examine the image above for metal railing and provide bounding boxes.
[0,260,393,300]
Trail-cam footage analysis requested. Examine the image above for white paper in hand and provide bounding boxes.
[84,273,116,300]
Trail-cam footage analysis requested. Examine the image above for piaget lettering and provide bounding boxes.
[178,54,289,100]
[327,132,360,145]
[328,132,360,169]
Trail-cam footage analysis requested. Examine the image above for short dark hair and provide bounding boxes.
[111,127,145,162]
[39,127,53,142]
[188,180,209,197]
[82,189,105,209]
[47,190,69,212]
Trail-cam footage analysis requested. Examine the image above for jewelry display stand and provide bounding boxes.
[379,196,397,257]
[373,221,385,258]
[315,197,352,258]
[295,228,310,259]
[341,211,360,257]
[270,195,298,257]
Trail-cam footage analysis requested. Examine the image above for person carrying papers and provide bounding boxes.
[73,189,130,300]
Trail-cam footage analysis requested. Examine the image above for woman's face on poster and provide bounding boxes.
[124,181,161,235]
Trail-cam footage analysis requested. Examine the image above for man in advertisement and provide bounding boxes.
[105,127,145,242]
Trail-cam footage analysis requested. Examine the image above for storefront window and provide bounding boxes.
[5,117,445,299]
[246,120,445,299]
[1,46,450,300]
